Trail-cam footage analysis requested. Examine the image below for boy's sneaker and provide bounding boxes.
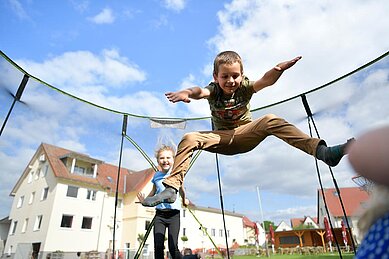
[142,187,177,207]
[317,138,355,167]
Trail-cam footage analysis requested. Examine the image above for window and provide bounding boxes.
[41,187,49,200]
[202,227,207,236]
[183,209,186,217]
[145,220,151,230]
[22,218,29,233]
[343,217,353,227]
[279,235,303,245]
[10,221,17,235]
[29,192,35,204]
[40,165,48,178]
[27,171,33,183]
[143,244,149,255]
[183,228,186,236]
[227,230,230,237]
[117,199,123,208]
[34,169,39,180]
[17,196,24,208]
[82,217,93,229]
[66,186,78,198]
[33,215,42,231]
[219,229,223,237]
[86,190,97,200]
[74,166,85,175]
[60,215,73,228]
[211,228,215,237]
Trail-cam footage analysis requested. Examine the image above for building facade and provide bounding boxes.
[2,143,255,258]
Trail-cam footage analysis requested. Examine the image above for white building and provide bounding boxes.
[3,143,256,258]
[275,221,292,232]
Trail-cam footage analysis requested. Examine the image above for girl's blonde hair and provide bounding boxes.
[155,144,175,159]
[357,184,389,238]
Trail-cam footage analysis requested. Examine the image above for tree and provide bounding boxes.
[181,235,188,247]
[263,221,275,232]
[293,224,315,230]
[137,233,145,243]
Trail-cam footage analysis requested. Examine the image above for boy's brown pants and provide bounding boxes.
[163,114,322,190]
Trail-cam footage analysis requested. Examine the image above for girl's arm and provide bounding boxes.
[137,185,156,204]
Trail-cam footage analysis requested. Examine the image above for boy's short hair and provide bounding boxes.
[155,144,175,159]
[213,51,243,75]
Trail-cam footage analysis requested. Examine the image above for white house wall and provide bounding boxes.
[179,208,245,251]
[5,158,55,255]
[121,182,155,251]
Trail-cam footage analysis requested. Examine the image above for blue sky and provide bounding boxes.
[1,0,389,226]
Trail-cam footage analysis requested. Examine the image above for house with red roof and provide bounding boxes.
[3,143,256,258]
[4,143,155,258]
[290,216,318,229]
[242,216,265,246]
[317,187,369,243]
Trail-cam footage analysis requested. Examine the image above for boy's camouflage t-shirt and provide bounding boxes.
[205,76,256,130]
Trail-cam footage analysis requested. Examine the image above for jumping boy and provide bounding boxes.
[143,51,353,207]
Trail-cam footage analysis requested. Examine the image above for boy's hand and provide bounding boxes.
[275,56,302,71]
[165,91,191,103]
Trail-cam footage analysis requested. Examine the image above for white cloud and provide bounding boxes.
[270,206,316,225]
[18,49,146,95]
[162,0,186,12]
[7,0,30,20]
[151,15,169,29]
[88,7,115,24]
[69,0,89,13]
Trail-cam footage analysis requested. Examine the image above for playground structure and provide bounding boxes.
[1,50,389,259]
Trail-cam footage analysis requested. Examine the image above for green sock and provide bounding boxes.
[316,143,345,167]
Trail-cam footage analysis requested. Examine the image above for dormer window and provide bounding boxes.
[60,153,100,179]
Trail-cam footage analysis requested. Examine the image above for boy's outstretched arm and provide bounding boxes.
[253,56,302,92]
[165,87,210,103]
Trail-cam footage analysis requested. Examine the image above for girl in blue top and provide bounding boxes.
[138,145,189,259]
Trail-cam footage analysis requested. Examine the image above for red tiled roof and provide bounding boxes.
[290,218,305,228]
[319,187,369,217]
[41,143,154,193]
[290,216,318,227]
[242,216,256,228]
